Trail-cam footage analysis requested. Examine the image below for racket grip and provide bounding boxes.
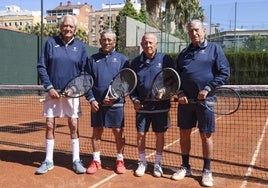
[39,98,46,103]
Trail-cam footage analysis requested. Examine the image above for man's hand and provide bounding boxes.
[48,88,60,99]
[156,88,166,99]
[90,100,99,113]
[133,100,143,111]
[198,89,209,100]
[103,97,117,106]
[178,96,188,104]
[64,88,74,97]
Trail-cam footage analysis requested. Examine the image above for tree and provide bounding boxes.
[142,0,205,40]
[144,0,162,29]
[114,0,142,52]
[19,23,89,44]
[118,0,143,22]
[75,29,89,44]
[139,0,147,24]
[171,0,205,40]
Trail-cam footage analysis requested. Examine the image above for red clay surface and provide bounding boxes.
[0,96,268,187]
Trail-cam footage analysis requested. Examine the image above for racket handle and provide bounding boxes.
[39,98,46,103]
[39,97,61,103]
[39,94,64,103]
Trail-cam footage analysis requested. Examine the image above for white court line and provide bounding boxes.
[88,162,138,188]
[89,173,118,188]
[88,117,225,188]
[88,127,201,188]
[240,117,268,188]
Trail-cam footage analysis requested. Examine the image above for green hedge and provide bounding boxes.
[169,52,268,85]
[226,52,268,84]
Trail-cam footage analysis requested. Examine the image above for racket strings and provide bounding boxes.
[214,96,240,112]
[64,74,93,97]
[163,74,179,95]
[208,88,240,114]
[109,69,137,99]
[152,71,180,100]
[152,76,166,99]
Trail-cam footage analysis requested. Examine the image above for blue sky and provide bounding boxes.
[0,0,123,11]
[0,0,267,31]
[200,0,268,30]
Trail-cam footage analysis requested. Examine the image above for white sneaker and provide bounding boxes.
[202,169,213,187]
[171,166,192,180]
[135,162,147,177]
[153,163,163,177]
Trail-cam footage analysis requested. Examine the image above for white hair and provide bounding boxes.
[187,19,205,29]
[60,15,78,30]
[100,29,117,41]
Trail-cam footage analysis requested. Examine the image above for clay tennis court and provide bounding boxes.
[0,87,267,188]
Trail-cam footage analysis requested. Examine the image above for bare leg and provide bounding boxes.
[112,128,125,154]
[68,117,79,139]
[45,117,56,139]
[180,129,192,155]
[91,127,103,152]
[200,132,213,170]
[200,133,213,159]
[155,132,164,153]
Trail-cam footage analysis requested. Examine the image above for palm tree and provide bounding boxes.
[142,0,205,39]
[174,0,205,38]
[144,0,162,29]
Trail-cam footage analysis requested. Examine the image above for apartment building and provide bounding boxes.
[89,0,140,47]
[88,9,120,46]
[0,5,41,30]
[209,29,268,50]
[45,1,93,34]
[0,1,140,47]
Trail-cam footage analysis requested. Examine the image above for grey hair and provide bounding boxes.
[60,15,78,30]
[142,32,158,42]
[187,19,205,29]
[100,29,117,41]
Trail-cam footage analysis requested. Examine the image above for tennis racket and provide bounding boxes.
[104,68,137,101]
[144,67,181,101]
[39,73,93,102]
[188,86,241,115]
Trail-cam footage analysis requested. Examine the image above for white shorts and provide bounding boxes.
[43,93,82,118]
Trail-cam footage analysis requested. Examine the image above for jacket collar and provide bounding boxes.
[188,39,208,51]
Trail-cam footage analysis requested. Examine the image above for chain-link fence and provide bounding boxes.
[202,1,268,52]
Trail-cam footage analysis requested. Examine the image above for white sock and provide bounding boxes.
[117,153,124,161]
[71,138,80,162]
[45,139,54,162]
[93,151,101,163]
